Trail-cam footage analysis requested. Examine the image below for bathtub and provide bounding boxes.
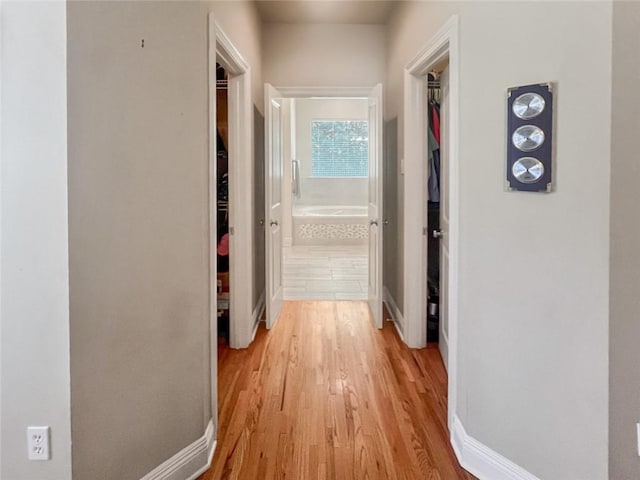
[292,205,368,246]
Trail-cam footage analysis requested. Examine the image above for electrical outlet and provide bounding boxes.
[27,426,50,461]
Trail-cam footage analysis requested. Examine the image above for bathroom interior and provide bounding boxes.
[281,97,369,300]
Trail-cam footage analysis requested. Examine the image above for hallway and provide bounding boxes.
[201,301,475,479]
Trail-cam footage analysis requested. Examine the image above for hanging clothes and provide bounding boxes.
[428,126,440,203]
[430,102,441,145]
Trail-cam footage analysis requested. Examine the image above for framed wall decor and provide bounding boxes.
[506,83,554,192]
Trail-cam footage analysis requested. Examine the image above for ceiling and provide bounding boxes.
[255,0,398,25]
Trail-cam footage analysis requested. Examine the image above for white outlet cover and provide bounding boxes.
[27,426,50,461]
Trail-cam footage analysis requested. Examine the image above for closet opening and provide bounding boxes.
[215,63,231,349]
[425,60,450,370]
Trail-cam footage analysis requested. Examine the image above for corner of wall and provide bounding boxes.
[451,416,541,480]
[140,419,216,480]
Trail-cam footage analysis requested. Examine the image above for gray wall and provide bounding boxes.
[610,2,640,478]
[254,106,266,313]
[263,23,386,87]
[67,2,212,478]
[66,1,264,478]
[1,3,72,479]
[383,118,402,311]
[387,2,611,479]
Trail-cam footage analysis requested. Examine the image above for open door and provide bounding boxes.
[265,84,284,329]
[368,84,383,329]
[438,68,450,369]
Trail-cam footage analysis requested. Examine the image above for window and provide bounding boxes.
[311,120,368,177]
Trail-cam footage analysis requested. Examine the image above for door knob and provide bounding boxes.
[433,229,443,239]
[370,220,378,227]
[270,220,279,227]
[384,219,390,226]
[259,219,265,226]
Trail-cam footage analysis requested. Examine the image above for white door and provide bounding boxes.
[368,84,384,329]
[265,84,284,329]
[438,68,450,369]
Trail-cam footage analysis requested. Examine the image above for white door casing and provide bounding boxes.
[265,84,284,329]
[368,84,384,329]
[208,13,253,458]
[209,16,253,352]
[404,15,459,430]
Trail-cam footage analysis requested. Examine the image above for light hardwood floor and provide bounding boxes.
[201,301,475,480]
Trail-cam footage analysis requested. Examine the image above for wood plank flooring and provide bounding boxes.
[200,301,475,480]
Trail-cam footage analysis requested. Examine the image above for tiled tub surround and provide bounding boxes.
[283,245,368,300]
[292,205,368,246]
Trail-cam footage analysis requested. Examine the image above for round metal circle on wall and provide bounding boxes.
[512,125,545,152]
[512,92,546,120]
[512,157,545,184]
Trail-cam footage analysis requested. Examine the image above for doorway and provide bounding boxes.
[403,16,459,431]
[208,16,255,449]
[264,86,384,329]
[425,63,450,369]
[209,17,255,353]
[215,63,231,345]
[284,97,370,301]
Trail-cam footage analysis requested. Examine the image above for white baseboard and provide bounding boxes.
[141,419,216,480]
[251,291,265,341]
[187,439,216,480]
[451,416,540,480]
[383,286,404,340]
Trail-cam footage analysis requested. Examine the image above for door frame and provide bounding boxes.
[403,15,460,430]
[264,85,384,318]
[208,14,254,432]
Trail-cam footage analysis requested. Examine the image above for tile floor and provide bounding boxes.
[283,245,368,300]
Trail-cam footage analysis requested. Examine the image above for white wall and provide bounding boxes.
[293,98,369,208]
[1,2,71,479]
[388,2,611,479]
[610,2,640,478]
[263,23,386,87]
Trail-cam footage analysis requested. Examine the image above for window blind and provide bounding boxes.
[311,120,368,177]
